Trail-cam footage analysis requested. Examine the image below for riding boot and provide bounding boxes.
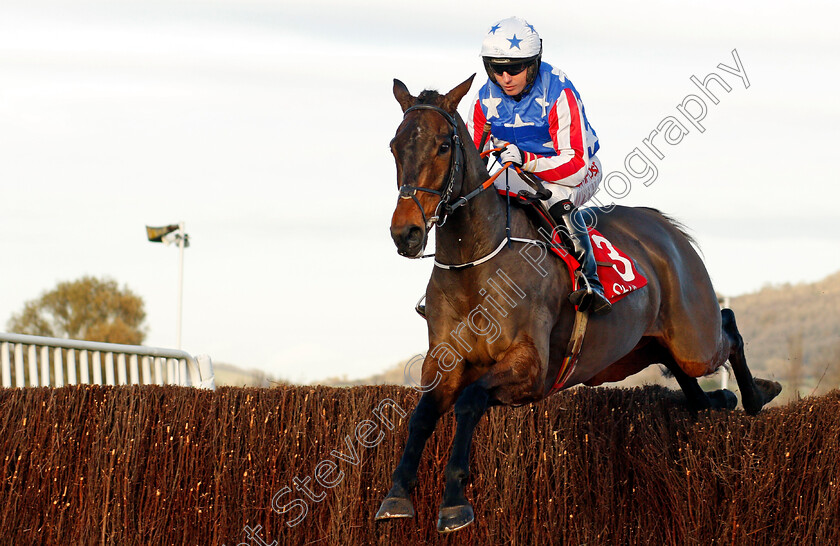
[548,200,612,315]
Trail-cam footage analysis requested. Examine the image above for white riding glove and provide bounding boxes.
[497,143,524,168]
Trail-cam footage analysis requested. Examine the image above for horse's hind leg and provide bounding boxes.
[662,356,737,412]
[611,339,736,412]
[721,308,782,414]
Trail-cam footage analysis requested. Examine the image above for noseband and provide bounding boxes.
[397,104,465,229]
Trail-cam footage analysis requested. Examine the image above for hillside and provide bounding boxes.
[326,271,840,401]
[729,271,840,391]
[213,361,284,387]
[320,357,414,387]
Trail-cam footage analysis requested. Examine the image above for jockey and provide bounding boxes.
[466,16,611,315]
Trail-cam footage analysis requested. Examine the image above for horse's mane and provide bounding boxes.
[417,90,443,104]
[416,89,468,127]
[638,207,704,257]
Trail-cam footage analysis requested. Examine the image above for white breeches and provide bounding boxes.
[491,155,603,208]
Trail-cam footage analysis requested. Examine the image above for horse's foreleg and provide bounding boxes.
[721,308,782,414]
[436,338,543,533]
[375,393,443,520]
[437,382,489,533]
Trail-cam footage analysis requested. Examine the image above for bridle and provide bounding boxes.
[395,103,549,271]
[397,104,465,230]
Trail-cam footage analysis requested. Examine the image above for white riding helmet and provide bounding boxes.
[480,16,542,59]
[480,17,543,95]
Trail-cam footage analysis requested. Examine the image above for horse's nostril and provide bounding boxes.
[407,227,423,246]
[390,225,426,256]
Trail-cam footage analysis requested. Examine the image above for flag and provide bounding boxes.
[146,224,181,243]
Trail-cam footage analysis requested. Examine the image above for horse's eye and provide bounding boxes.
[438,142,451,155]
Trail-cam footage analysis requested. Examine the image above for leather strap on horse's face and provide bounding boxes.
[397,104,464,229]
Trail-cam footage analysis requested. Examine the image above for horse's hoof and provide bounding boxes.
[374,496,415,521]
[708,389,738,410]
[744,378,783,415]
[756,378,783,405]
[436,504,474,533]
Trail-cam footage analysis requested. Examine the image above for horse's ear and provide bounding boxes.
[393,79,417,112]
[441,74,476,113]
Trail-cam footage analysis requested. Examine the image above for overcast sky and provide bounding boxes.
[2,0,839,383]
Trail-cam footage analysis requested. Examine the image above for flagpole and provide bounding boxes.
[145,222,189,352]
[177,221,185,350]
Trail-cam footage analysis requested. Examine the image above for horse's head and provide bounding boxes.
[389,75,475,257]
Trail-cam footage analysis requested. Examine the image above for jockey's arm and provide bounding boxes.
[520,88,588,187]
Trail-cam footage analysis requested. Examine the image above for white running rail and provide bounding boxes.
[0,332,215,390]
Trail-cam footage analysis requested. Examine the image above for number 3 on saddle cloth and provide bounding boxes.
[558,227,647,303]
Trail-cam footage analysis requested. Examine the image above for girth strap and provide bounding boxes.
[548,309,589,395]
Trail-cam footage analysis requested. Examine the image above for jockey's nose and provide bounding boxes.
[390,225,425,256]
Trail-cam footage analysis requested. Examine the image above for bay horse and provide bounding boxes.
[378,75,781,533]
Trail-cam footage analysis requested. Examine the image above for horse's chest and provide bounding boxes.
[428,253,558,363]
[430,299,530,365]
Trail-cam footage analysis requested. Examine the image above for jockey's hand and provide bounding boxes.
[497,144,524,168]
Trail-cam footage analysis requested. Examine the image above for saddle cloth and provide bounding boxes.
[543,225,647,303]
[589,228,646,302]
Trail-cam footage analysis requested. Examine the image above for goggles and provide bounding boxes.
[488,61,530,76]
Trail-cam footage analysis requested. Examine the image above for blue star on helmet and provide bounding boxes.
[525,23,536,33]
[507,34,522,49]
[489,24,501,34]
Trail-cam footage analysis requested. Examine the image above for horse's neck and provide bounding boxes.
[433,129,508,265]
